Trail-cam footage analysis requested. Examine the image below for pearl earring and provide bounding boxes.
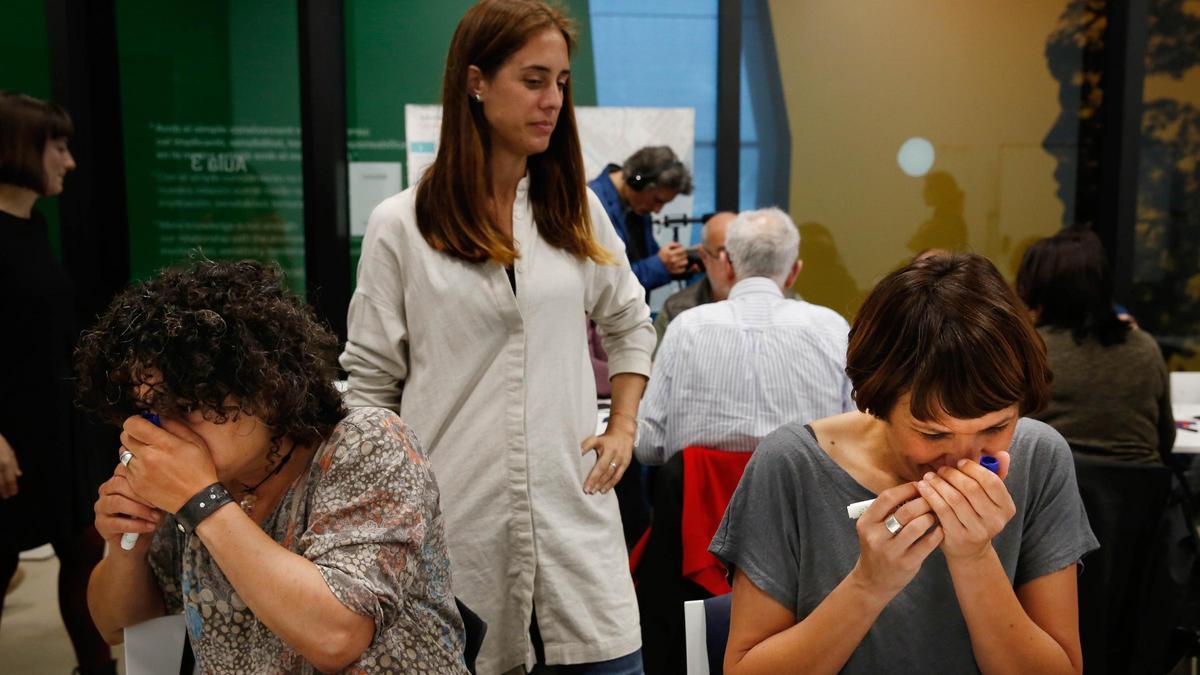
[473,93,482,103]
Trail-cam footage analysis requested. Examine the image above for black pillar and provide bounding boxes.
[297,0,351,341]
[716,0,742,213]
[45,0,130,325]
[1096,0,1147,303]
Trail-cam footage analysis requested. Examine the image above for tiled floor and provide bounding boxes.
[0,550,125,674]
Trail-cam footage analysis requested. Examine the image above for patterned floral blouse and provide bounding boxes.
[146,407,468,674]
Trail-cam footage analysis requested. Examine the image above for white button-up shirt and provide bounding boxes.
[636,276,855,465]
[340,179,654,674]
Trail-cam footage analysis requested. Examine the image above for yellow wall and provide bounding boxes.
[769,1,1071,318]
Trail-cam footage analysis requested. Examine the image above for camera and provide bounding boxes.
[653,212,713,280]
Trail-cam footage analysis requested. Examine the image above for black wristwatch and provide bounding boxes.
[174,482,234,534]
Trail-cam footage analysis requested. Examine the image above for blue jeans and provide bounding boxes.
[530,650,644,675]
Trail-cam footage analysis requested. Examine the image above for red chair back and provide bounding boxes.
[680,446,754,595]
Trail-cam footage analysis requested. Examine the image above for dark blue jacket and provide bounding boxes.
[589,164,670,292]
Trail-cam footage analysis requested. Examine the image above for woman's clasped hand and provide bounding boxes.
[855,449,1014,596]
[915,452,1014,561]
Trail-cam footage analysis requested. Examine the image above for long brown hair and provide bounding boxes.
[416,0,613,266]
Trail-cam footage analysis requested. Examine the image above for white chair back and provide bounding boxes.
[123,614,196,675]
[684,599,711,675]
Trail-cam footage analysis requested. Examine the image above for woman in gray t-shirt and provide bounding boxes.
[711,253,1098,674]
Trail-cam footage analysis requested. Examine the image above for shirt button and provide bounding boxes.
[177,523,186,533]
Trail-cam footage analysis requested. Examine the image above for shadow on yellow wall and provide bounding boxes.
[794,222,864,320]
[907,171,968,255]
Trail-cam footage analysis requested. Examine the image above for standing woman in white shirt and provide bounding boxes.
[339,1,655,673]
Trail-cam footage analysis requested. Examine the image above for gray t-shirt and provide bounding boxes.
[710,417,1099,674]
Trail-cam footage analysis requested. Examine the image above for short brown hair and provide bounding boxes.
[416,0,613,266]
[1016,226,1129,347]
[847,252,1050,421]
[0,91,73,194]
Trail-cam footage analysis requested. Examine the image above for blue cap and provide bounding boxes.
[140,412,161,427]
[980,456,1000,474]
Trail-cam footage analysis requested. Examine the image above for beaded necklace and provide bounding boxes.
[236,441,297,515]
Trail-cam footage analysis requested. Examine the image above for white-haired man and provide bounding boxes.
[635,207,855,465]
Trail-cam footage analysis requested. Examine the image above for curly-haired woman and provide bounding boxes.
[78,259,468,674]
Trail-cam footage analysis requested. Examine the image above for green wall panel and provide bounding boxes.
[115,0,306,292]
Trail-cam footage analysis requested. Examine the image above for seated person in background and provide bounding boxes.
[78,259,467,674]
[635,207,855,466]
[713,252,1097,674]
[589,145,694,294]
[1017,227,1174,463]
[652,211,737,350]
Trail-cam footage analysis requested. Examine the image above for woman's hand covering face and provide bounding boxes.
[118,415,220,514]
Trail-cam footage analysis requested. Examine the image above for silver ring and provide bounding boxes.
[119,450,134,467]
[609,461,619,470]
[884,515,902,535]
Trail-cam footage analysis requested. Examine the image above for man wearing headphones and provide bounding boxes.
[589,146,694,294]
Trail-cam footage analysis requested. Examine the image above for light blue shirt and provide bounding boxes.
[635,276,855,465]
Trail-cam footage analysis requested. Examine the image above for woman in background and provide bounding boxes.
[0,91,114,674]
[1017,226,1174,462]
[339,1,656,672]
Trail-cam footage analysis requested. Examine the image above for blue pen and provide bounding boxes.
[120,412,161,551]
[980,455,1000,474]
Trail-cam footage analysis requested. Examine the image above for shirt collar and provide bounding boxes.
[590,165,623,212]
[729,276,784,300]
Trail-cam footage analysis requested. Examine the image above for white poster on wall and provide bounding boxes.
[404,104,443,188]
[348,162,402,236]
[403,105,697,309]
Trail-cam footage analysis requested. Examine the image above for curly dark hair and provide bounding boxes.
[74,258,346,446]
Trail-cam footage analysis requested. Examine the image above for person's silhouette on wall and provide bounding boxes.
[907,170,968,254]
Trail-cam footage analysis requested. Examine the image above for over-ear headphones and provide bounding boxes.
[626,159,684,192]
